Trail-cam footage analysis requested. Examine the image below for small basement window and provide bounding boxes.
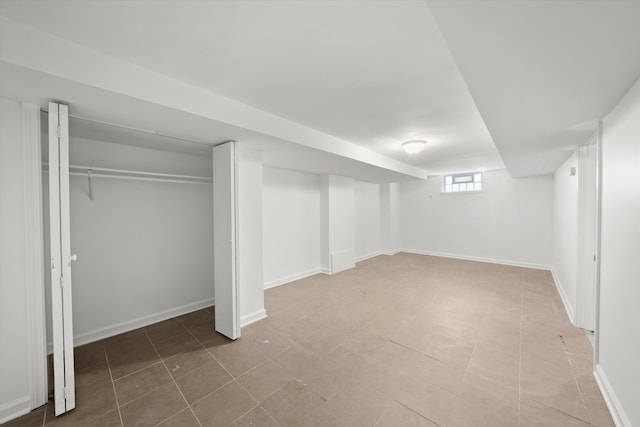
[442,172,482,193]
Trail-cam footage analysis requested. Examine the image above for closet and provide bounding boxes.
[42,103,232,415]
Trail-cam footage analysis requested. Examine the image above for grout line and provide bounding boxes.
[111,360,164,382]
[144,329,203,427]
[104,348,125,427]
[372,405,388,426]
[41,401,47,427]
[518,266,524,425]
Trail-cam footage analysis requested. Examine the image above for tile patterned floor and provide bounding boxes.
[4,254,614,426]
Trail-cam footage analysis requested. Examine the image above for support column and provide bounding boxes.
[320,175,355,274]
[22,103,48,410]
[235,144,265,326]
[380,183,400,255]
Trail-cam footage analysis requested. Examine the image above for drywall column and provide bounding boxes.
[381,183,400,255]
[236,144,266,326]
[0,99,46,423]
[320,175,355,274]
[552,152,579,324]
[596,76,640,427]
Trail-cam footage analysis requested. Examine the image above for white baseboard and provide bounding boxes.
[48,298,215,353]
[594,364,632,427]
[320,267,331,275]
[355,251,382,263]
[551,268,576,325]
[264,268,322,290]
[400,248,552,271]
[0,396,30,425]
[240,309,267,328]
[383,249,401,256]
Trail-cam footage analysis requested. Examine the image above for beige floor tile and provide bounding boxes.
[230,406,280,427]
[10,255,616,427]
[152,332,200,359]
[394,378,456,426]
[88,410,122,427]
[271,343,320,379]
[522,375,590,423]
[206,338,269,377]
[423,335,475,370]
[409,354,466,395]
[177,307,215,332]
[119,382,186,427]
[241,321,294,358]
[156,408,200,427]
[261,379,326,427]
[575,373,616,427]
[4,405,46,427]
[190,381,257,427]
[74,341,108,372]
[520,398,591,427]
[326,379,390,427]
[237,360,294,403]
[163,345,215,379]
[188,322,229,344]
[175,359,233,404]
[105,335,160,380]
[113,362,172,406]
[374,402,438,427]
[144,318,188,345]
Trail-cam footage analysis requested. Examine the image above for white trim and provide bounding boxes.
[264,268,322,290]
[21,103,48,410]
[240,309,267,328]
[0,396,31,424]
[320,267,332,275]
[551,268,576,325]
[594,364,631,427]
[383,249,401,256]
[400,249,552,271]
[355,251,382,263]
[47,298,214,353]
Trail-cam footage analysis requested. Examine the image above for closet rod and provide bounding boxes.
[42,163,213,184]
[40,108,235,148]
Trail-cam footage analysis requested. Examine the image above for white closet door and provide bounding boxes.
[48,102,76,415]
[213,142,240,339]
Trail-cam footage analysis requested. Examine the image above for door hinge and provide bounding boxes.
[59,276,64,288]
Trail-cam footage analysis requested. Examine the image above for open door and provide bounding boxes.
[212,142,240,339]
[48,102,76,415]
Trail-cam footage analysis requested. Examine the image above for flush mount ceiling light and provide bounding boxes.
[402,140,427,154]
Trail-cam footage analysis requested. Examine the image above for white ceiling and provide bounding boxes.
[1,0,640,179]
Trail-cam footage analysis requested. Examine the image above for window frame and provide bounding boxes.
[441,172,483,194]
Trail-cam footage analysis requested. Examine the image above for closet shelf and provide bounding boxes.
[43,164,213,184]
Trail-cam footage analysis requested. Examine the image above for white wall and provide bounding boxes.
[320,175,355,273]
[354,181,381,261]
[0,99,32,422]
[596,77,640,427]
[552,152,579,322]
[236,145,265,326]
[43,137,214,347]
[262,167,320,288]
[381,183,401,255]
[400,169,553,268]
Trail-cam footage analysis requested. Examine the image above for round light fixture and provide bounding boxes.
[402,140,427,154]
